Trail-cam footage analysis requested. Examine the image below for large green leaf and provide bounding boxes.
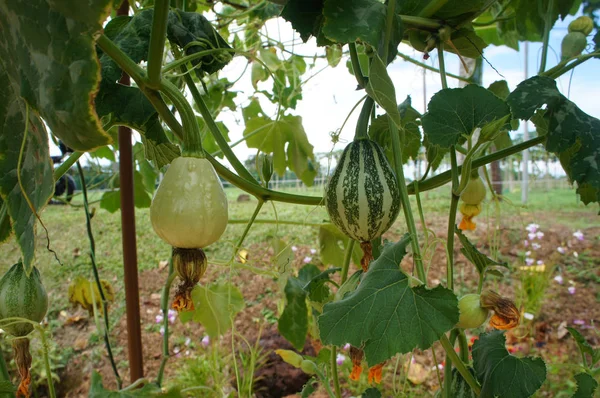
[572,373,598,398]
[281,0,326,43]
[567,327,600,367]
[507,76,600,205]
[422,84,510,148]
[278,277,309,350]
[318,235,459,365]
[180,283,244,338]
[322,0,387,47]
[0,0,112,151]
[244,115,317,185]
[445,28,488,59]
[0,65,54,273]
[472,331,546,398]
[99,170,153,213]
[456,228,508,276]
[368,114,421,166]
[318,223,363,268]
[0,198,12,244]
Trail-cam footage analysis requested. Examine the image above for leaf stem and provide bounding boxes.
[538,0,555,75]
[54,152,83,180]
[157,266,176,386]
[331,347,342,398]
[440,334,481,395]
[382,0,397,63]
[390,122,426,282]
[457,330,469,363]
[76,162,122,389]
[349,43,367,88]
[147,0,170,89]
[542,52,600,79]
[36,328,57,398]
[178,61,256,181]
[400,15,443,30]
[340,240,356,284]
[437,45,448,89]
[417,0,449,17]
[446,149,460,291]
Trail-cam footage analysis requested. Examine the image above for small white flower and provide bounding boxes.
[528,233,536,240]
[159,326,165,336]
[531,243,541,250]
[291,246,298,252]
[524,240,529,247]
[574,251,579,258]
[343,343,350,351]
[525,251,532,256]
[536,231,544,239]
[524,312,534,320]
[336,354,346,365]
[303,256,312,263]
[554,275,564,284]
[573,230,584,241]
[201,335,210,347]
[557,247,566,254]
[525,258,535,266]
[310,248,317,254]
[568,286,576,295]
[185,337,191,346]
[536,260,544,265]
[526,223,539,233]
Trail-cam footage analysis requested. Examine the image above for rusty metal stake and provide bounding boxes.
[117,0,144,383]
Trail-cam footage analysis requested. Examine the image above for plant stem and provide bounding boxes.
[538,0,555,74]
[97,35,147,83]
[354,97,374,140]
[331,347,342,398]
[36,328,56,398]
[446,149,460,290]
[457,330,469,363]
[349,43,367,88]
[439,334,481,395]
[542,52,600,79]
[400,15,443,30]
[234,201,264,251]
[396,52,470,82]
[157,266,176,386]
[0,349,13,398]
[390,123,426,282]
[408,135,545,194]
[76,162,123,389]
[417,0,449,17]
[382,0,397,63]
[228,218,323,227]
[54,152,83,180]
[340,240,356,284]
[179,62,255,181]
[147,0,170,89]
[437,45,448,89]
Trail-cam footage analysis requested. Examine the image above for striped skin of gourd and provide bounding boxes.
[0,263,48,337]
[325,139,401,243]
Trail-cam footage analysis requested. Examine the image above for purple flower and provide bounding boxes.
[343,343,350,351]
[568,286,576,295]
[557,247,566,254]
[159,326,165,336]
[554,275,564,284]
[167,309,177,324]
[524,240,529,247]
[303,256,312,264]
[201,335,210,347]
[310,248,317,254]
[155,313,164,324]
[573,319,586,326]
[336,354,346,365]
[525,251,532,256]
[526,223,539,233]
[573,230,584,241]
[531,243,541,250]
[528,233,536,240]
[536,231,544,240]
[525,258,535,266]
[536,260,544,265]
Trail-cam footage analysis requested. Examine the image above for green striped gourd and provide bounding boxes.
[0,263,48,337]
[325,139,401,262]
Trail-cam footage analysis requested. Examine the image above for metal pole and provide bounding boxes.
[117,0,144,383]
[522,42,529,204]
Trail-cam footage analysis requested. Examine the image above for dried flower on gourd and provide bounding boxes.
[171,247,207,312]
[368,361,386,384]
[480,290,520,330]
[349,346,364,381]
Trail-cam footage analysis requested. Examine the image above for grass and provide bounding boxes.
[0,182,597,395]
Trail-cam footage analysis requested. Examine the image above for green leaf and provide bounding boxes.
[567,327,600,367]
[456,228,508,276]
[507,76,600,205]
[301,379,317,397]
[251,62,269,90]
[0,380,15,394]
[244,115,317,186]
[0,0,112,151]
[487,80,511,100]
[368,114,421,165]
[281,0,325,43]
[322,0,386,47]
[450,368,478,398]
[345,44,370,78]
[141,117,181,169]
[186,283,244,338]
[318,234,459,365]
[318,223,363,268]
[422,84,510,148]
[0,199,12,244]
[572,373,598,398]
[302,266,339,303]
[445,28,488,59]
[197,117,230,158]
[100,170,152,213]
[362,387,382,398]
[472,330,546,398]
[365,54,402,128]
[89,371,183,397]
[278,277,308,350]
[0,66,55,273]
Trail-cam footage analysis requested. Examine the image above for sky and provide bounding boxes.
[53,8,600,175]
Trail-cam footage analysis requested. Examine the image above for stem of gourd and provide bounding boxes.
[542,51,600,79]
[146,0,170,89]
[354,97,374,140]
[447,148,460,291]
[340,240,356,284]
[457,330,469,363]
[396,52,470,82]
[349,43,367,88]
[437,44,448,89]
[390,122,427,282]
[440,334,481,395]
[157,263,176,387]
[538,0,555,75]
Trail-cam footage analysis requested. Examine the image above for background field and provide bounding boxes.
[0,179,598,397]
